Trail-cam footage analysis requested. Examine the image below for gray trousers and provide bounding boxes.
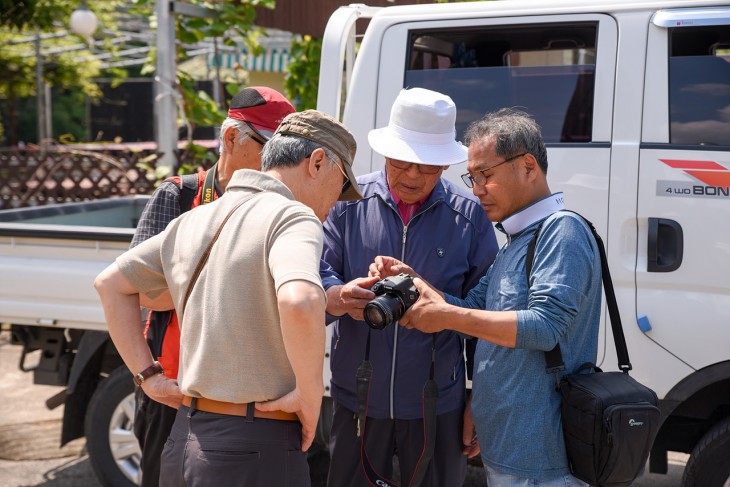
[159,405,309,487]
[327,402,467,487]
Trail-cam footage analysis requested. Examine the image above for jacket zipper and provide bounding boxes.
[388,199,439,419]
[389,224,409,418]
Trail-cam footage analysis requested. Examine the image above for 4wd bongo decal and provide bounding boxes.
[657,159,730,199]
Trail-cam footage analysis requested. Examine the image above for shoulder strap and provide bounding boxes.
[178,173,200,213]
[525,211,632,380]
[181,192,262,316]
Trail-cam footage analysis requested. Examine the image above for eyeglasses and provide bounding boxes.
[461,152,527,188]
[388,159,443,175]
[245,132,267,146]
[333,159,352,196]
[307,153,352,197]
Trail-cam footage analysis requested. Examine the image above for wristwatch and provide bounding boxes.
[133,361,164,386]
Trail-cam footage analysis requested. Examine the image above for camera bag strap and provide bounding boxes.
[524,210,632,380]
[181,191,263,316]
[357,330,438,487]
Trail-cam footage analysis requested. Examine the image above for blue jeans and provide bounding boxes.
[485,466,589,487]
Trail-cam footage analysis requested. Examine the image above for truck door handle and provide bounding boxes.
[647,218,683,272]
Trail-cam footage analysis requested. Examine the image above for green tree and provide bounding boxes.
[0,0,275,151]
[131,0,275,177]
[0,1,130,146]
[285,35,322,111]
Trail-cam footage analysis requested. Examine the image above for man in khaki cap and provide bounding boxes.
[95,110,361,487]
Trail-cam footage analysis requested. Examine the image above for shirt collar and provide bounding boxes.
[498,192,565,235]
[226,169,297,200]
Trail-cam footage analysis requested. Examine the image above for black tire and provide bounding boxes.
[682,417,730,487]
[85,365,142,487]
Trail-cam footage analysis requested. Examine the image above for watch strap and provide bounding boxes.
[133,361,164,386]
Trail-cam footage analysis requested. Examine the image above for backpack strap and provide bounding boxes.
[178,173,200,213]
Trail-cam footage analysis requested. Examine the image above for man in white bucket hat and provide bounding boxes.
[320,87,498,486]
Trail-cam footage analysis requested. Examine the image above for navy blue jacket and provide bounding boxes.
[321,170,498,419]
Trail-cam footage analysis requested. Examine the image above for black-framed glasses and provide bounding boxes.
[388,159,443,174]
[461,152,528,188]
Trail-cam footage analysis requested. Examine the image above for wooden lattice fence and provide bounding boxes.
[0,147,215,210]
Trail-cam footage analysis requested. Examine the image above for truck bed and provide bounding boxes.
[0,197,149,332]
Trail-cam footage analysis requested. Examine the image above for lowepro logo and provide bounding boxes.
[376,481,394,487]
[629,419,644,427]
[657,159,730,199]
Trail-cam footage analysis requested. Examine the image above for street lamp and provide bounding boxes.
[70,1,98,38]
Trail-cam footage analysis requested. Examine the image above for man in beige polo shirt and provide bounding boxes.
[94,110,362,487]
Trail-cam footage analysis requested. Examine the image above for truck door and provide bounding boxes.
[354,12,618,363]
[637,8,730,393]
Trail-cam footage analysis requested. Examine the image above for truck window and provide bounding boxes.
[669,25,730,146]
[405,23,597,143]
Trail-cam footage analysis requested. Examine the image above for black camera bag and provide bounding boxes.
[527,212,660,487]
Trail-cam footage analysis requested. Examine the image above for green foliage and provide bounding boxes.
[126,0,275,181]
[0,0,73,30]
[284,35,322,111]
[0,1,131,146]
[52,90,87,142]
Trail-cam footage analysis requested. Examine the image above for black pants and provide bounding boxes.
[327,402,467,487]
[134,386,178,487]
[159,405,308,487]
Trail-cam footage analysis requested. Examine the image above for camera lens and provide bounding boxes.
[363,295,404,330]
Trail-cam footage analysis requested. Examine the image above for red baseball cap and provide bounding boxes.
[227,86,296,140]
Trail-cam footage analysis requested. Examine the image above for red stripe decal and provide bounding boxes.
[660,159,728,171]
[683,170,730,187]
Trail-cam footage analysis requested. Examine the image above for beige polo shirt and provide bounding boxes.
[117,170,325,403]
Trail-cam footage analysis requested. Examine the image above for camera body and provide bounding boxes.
[363,273,419,330]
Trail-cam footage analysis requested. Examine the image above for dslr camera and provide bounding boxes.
[363,273,419,330]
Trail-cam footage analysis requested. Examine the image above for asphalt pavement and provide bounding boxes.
[0,328,686,486]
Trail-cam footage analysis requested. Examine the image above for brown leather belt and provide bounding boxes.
[182,396,298,422]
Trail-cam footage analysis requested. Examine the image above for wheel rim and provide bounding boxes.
[108,391,142,485]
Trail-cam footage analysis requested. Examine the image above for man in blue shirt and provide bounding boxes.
[321,88,498,487]
[373,108,602,486]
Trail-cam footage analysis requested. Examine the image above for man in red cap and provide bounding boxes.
[130,86,295,487]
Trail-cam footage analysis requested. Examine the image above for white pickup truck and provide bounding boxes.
[1,1,729,487]
[0,197,148,486]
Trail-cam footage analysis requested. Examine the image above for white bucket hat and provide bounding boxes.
[368,87,467,166]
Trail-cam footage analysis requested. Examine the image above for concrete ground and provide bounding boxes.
[0,328,686,486]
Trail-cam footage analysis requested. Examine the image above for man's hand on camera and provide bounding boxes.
[398,277,449,333]
[325,276,380,321]
[369,255,420,280]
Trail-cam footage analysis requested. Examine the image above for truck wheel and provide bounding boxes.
[682,417,730,487]
[85,365,142,487]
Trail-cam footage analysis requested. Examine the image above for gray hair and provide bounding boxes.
[464,108,548,173]
[261,133,339,171]
[218,118,255,154]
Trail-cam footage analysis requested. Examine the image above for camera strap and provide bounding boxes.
[356,330,439,487]
[181,191,264,316]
